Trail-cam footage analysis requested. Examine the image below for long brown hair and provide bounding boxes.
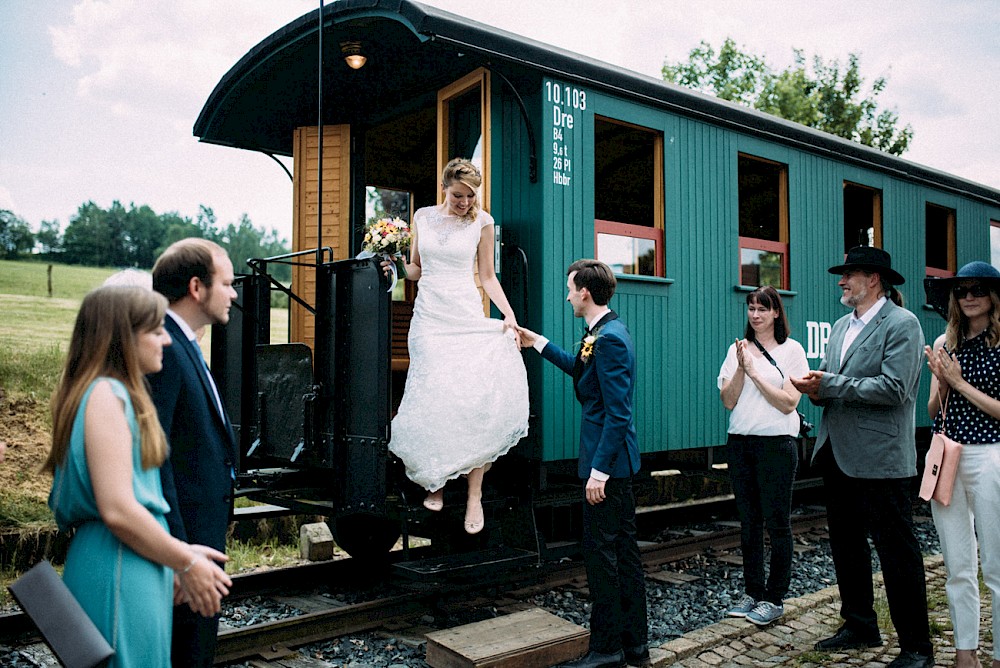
[944,285,1000,351]
[743,286,791,344]
[442,157,482,221]
[45,286,169,473]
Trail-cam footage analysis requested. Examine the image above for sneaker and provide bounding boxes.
[725,594,757,618]
[746,600,784,626]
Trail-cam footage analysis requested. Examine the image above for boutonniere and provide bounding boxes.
[578,327,603,364]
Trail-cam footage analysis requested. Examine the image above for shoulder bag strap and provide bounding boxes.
[751,339,784,379]
[937,388,950,431]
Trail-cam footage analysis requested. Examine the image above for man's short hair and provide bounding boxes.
[568,259,616,306]
[152,238,225,304]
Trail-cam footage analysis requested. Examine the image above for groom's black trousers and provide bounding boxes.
[581,476,648,654]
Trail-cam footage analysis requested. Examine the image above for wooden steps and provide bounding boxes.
[425,607,588,667]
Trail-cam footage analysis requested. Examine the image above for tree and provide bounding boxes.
[0,210,34,259]
[36,219,62,256]
[62,201,118,266]
[662,38,913,155]
[217,213,291,282]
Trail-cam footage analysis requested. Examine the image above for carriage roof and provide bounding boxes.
[195,0,1000,206]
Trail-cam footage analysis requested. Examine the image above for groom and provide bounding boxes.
[519,259,649,668]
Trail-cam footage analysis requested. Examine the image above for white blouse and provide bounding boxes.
[717,338,809,437]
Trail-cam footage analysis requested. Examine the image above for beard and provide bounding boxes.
[840,285,867,309]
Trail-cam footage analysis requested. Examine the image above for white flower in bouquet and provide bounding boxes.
[362,217,411,256]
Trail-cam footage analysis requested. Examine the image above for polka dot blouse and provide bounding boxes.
[933,330,1000,445]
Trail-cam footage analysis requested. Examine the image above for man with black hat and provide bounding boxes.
[791,246,933,668]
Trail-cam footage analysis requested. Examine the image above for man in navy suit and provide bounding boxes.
[149,238,238,668]
[520,259,649,668]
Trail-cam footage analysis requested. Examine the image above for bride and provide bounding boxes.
[388,158,529,535]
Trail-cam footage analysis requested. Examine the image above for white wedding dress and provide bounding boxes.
[389,205,529,492]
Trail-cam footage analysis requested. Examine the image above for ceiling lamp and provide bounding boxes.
[341,41,367,70]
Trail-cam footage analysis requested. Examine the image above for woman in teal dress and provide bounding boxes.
[43,286,232,667]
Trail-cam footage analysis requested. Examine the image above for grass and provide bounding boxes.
[226,537,303,573]
[0,492,52,528]
[0,259,116,299]
[0,259,296,584]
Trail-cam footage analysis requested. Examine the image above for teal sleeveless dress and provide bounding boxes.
[49,378,173,667]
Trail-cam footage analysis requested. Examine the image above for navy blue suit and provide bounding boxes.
[148,314,236,668]
[541,311,648,654]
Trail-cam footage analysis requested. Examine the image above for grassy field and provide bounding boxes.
[0,259,289,399]
[0,259,296,600]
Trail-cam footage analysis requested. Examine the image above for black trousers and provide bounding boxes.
[818,445,932,656]
[172,605,220,668]
[727,434,798,604]
[581,476,648,654]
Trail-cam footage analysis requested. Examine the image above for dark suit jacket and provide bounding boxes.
[148,315,237,551]
[811,299,924,479]
[541,312,640,479]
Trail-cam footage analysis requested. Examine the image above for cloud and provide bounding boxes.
[48,0,314,121]
[0,185,15,212]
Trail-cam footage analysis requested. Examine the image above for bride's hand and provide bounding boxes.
[503,317,522,350]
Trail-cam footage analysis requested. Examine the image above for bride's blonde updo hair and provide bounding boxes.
[442,158,482,221]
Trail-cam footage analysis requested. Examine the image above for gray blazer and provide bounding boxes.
[810,299,924,479]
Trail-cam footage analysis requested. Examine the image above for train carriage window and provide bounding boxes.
[991,220,1000,270]
[593,118,664,277]
[843,182,883,250]
[925,203,956,277]
[738,154,789,288]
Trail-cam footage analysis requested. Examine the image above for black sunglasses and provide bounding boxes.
[952,284,990,299]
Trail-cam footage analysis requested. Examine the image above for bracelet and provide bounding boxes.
[178,556,197,575]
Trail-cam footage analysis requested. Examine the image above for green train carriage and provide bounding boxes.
[197,0,1000,557]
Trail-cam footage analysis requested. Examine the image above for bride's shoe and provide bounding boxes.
[423,491,444,512]
[464,499,484,534]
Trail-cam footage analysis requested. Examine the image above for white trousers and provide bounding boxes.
[931,442,1000,657]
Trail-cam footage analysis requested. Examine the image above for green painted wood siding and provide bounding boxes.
[495,75,1000,465]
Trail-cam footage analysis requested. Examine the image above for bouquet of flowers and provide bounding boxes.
[358,216,411,292]
[362,216,411,257]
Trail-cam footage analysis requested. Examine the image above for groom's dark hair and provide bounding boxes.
[568,259,616,306]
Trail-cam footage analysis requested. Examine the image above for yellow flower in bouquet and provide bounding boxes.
[362,217,411,256]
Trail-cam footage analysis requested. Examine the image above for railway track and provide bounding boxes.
[0,510,836,665]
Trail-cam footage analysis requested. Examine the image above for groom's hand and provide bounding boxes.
[585,476,606,505]
[516,326,539,348]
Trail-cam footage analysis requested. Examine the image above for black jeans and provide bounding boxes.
[818,445,932,656]
[581,477,649,654]
[727,434,798,604]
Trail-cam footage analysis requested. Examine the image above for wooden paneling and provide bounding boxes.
[290,125,351,349]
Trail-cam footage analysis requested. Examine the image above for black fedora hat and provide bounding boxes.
[828,245,905,285]
[923,260,1000,319]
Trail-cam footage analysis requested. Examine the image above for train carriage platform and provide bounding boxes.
[648,553,980,668]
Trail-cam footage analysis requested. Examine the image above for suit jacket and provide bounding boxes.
[811,299,924,479]
[541,312,640,479]
[148,316,237,551]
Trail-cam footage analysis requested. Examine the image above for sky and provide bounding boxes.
[2,0,998,246]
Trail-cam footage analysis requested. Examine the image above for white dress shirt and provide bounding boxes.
[840,296,886,364]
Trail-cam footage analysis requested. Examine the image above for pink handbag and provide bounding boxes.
[918,391,963,506]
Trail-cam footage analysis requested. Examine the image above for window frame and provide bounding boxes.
[737,153,789,289]
[842,181,883,250]
[592,116,665,278]
[595,219,665,278]
[737,236,789,291]
[991,219,1000,270]
[925,202,956,278]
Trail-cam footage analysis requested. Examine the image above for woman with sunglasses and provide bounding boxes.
[924,261,1000,668]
